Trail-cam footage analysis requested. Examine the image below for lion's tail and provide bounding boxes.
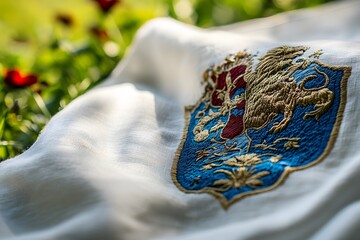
[299,66,329,91]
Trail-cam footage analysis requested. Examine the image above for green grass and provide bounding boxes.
[0,0,333,160]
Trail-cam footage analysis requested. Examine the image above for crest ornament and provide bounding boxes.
[172,46,351,209]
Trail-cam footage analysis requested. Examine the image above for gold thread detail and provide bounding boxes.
[171,46,352,209]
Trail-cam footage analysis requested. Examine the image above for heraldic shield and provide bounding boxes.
[172,46,352,208]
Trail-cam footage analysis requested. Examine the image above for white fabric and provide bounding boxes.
[1,0,360,239]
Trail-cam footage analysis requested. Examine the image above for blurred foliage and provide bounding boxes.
[0,0,333,160]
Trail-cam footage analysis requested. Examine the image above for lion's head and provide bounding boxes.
[255,46,308,77]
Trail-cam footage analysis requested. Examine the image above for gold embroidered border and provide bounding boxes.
[171,52,352,209]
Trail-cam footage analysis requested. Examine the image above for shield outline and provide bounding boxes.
[171,54,352,209]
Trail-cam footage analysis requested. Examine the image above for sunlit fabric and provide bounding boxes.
[1,0,360,239]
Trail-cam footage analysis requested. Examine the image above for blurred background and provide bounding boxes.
[0,0,333,160]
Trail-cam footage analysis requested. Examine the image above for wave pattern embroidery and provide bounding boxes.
[172,46,351,209]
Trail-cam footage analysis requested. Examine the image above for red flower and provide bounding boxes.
[3,69,38,88]
[90,26,109,42]
[92,0,119,13]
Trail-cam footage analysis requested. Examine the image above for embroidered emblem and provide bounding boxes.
[172,46,351,209]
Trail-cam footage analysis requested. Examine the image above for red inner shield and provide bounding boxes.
[210,64,247,139]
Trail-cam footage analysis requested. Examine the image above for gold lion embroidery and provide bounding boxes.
[172,46,351,208]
